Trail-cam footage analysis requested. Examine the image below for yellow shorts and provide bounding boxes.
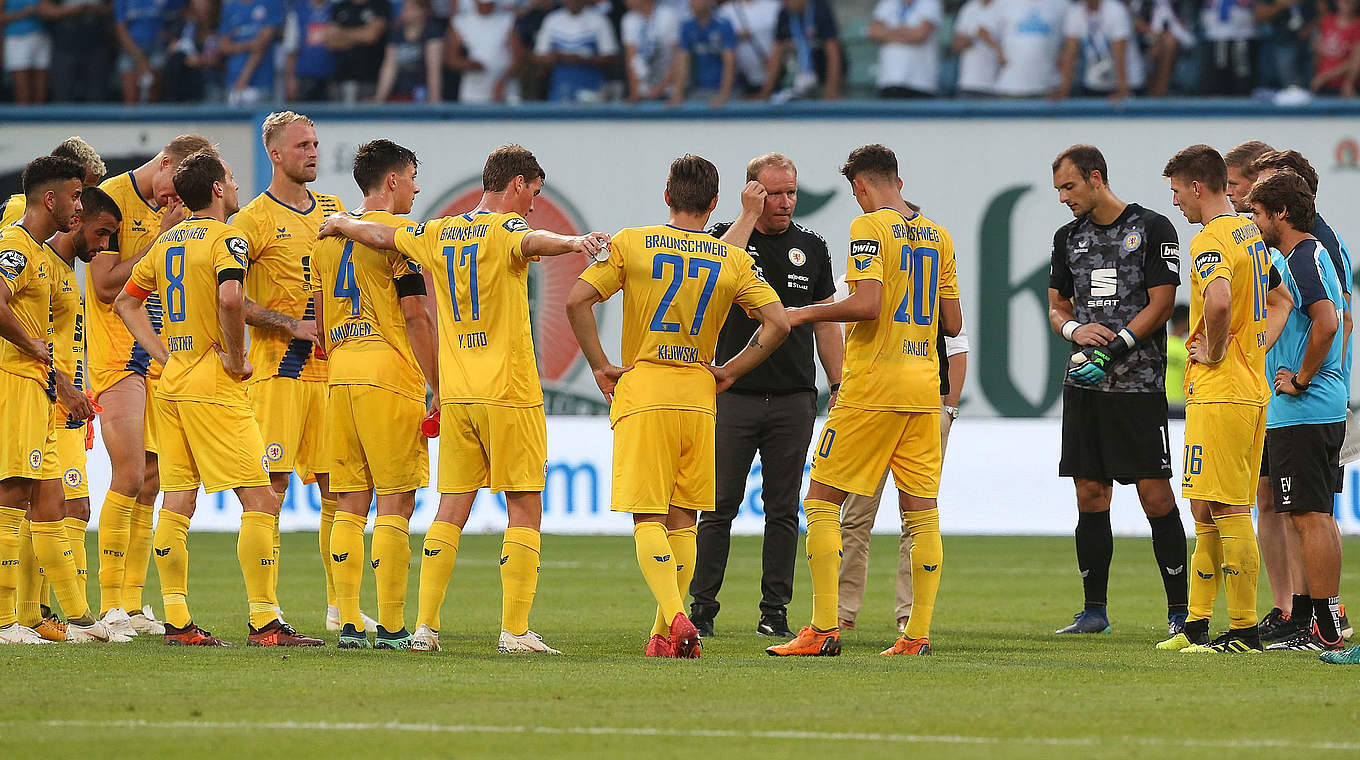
[248,376,329,482]
[1181,401,1267,506]
[610,409,714,514]
[327,385,429,495]
[0,372,57,481]
[157,396,270,493]
[439,403,546,494]
[55,424,89,500]
[810,405,942,498]
[144,377,160,455]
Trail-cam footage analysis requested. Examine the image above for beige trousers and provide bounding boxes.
[836,407,953,624]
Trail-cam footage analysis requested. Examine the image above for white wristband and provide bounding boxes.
[1061,321,1080,341]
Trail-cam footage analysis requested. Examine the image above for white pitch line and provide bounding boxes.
[6,720,1357,751]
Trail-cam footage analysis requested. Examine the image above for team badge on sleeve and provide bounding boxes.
[849,239,880,271]
[0,249,27,278]
[1193,251,1221,279]
[226,237,250,268]
[503,217,531,233]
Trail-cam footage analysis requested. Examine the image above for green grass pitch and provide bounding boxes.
[2,533,1358,758]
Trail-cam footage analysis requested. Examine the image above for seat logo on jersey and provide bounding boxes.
[265,443,284,462]
[63,468,82,488]
[849,239,879,271]
[1122,232,1142,252]
[27,449,40,469]
[1090,268,1117,297]
[0,249,27,276]
[1194,251,1221,279]
[788,247,806,266]
[226,237,250,268]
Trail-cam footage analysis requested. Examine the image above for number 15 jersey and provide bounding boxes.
[578,224,780,424]
[839,208,959,414]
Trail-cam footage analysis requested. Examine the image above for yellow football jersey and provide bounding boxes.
[0,193,24,227]
[0,224,55,387]
[392,210,538,407]
[128,217,253,407]
[233,190,345,383]
[579,223,780,423]
[1185,213,1272,406]
[312,210,426,402]
[48,249,87,426]
[838,208,959,413]
[91,171,164,380]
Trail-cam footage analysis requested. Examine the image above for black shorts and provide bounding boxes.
[1266,422,1345,514]
[1059,387,1172,485]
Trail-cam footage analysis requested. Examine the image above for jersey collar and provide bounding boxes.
[665,223,705,233]
[264,189,317,215]
[879,206,919,223]
[126,171,160,213]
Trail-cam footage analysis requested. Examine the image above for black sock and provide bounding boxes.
[1183,617,1209,644]
[1148,507,1188,611]
[1313,597,1341,642]
[1076,510,1113,610]
[1291,594,1313,628]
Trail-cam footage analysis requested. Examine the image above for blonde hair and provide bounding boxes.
[163,134,218,163]
[746,152,797,182]
[50,136,106,180]
[261,111,315,149]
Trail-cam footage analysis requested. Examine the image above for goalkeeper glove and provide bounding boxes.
[1068,328,1137,386]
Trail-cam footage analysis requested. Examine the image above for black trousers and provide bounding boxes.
[690,390,817,618]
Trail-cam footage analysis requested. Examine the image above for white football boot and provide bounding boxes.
[100,608,138,637]
[127,606,165,635]
[0,622,52,644]
[412,624,440,652]
[326,605,379,633]
[67,619,114,643]
[498,629,561,654]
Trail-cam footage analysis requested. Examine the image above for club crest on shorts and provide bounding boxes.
[63,468,82,488]
[266,442,284,462]
[27,449,41,469]
[1122,232,1142,251]
[788,247,806,266]
[260,455,270,471]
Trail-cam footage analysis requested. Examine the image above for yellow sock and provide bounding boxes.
[500,527,541,636]
[17,520,43,626]
[416,521,461,631]
[804,498,842,631]
[0,507,23,627]
[902,508,943,641]
[634,522,683,629]
[1215,512,1260,629]
[153,510,192,628]
[651,526,698,637]
[267,510,280,608]
[121,499,155,613]
[1187,521,1223,622]
[319,497,338,608]
[330,511,367,630]
[30,519,88,620]
[372,514,411,633]
[97,491,136,614]
[64,517,88,606]
[238,511,277,630]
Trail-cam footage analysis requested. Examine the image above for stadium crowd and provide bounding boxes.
[0,0,1358,105]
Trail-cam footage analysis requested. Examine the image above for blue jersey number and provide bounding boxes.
[165,246,186,322]
[648,254,721,335]
[892,245,940,325]
[442,243,480,322]
[333,241,360,317]
[1183,444,1204,476]
[1248,240,1269,321]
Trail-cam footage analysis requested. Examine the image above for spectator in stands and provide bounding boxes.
[284,0,336,101]
[868,0,944,98]
[671,0,737,105]
[219,0,281,106]
[992,0,1067,97]
[1129,0,1193,96]
[621,0,682,102]
[113,0,178,102]
[535,0,619,102]
[1255,0,1315,90]
[760,0,842,101]
[717,0,780,96]
[2,0,51,103]
[42,0,114,102]
[1312,0,1360,94]
[1200,0,1256,95]
[330,0,391,103]
[375,0,444,101]
[512,0,555,100]
[448,0,518,103]
[1056,0,1144,100]
[952,0,1004,96]
[163,0,222,102]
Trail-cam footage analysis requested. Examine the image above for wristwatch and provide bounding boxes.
[943,405,960,420]
[1291,374,1312,392]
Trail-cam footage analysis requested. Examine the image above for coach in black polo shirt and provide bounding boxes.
[688,153,842,638]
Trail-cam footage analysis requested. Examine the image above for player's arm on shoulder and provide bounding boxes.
[396,269,439,406]
[521,219,610,260]
[89,246,143,305]
[113,257,168,365]
[317,212,399,251]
